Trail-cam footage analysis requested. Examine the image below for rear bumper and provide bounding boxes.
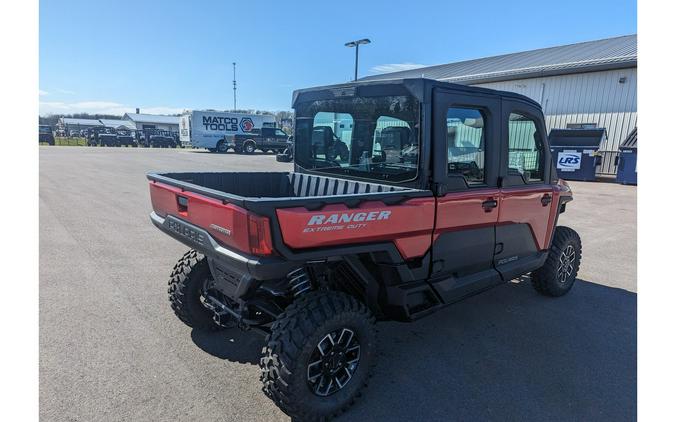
[150,212,297,280]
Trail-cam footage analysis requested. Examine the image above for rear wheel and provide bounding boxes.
[260,291,376,420]
[243,140,256,154]
[168,250,230,331]
[531,226,582,297]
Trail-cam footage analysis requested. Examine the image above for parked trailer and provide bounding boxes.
[179,111,276,152]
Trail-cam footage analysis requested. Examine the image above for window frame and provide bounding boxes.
[500,99,551,187]
[445,106,488,187]
[432,89,501,192]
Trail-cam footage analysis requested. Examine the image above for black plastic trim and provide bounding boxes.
[151,212,299,280]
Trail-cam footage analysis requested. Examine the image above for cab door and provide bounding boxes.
[429,89,503,302]
[495,98,555,280]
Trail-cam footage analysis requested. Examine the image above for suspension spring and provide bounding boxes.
[287,267,312,297]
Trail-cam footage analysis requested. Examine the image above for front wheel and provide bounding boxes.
[260,291,376,420]
[216,140,229,153]
[531,226,582,297]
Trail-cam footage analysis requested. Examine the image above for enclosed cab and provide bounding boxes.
[139,128,178,148]
[147,78,580,420]
[116,129,136,147]
[87,127,118,147]
[39,125,55,145]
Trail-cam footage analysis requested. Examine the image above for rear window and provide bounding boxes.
[294,95,420,184]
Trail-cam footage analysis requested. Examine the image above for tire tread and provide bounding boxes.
[260,291,376,421]
[531,226,582,297]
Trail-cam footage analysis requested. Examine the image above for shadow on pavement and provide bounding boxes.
[191,327,265,365]
[192,278,636,421]
[341,278,636,421]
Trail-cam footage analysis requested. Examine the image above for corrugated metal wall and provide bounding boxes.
[473,67,637,175]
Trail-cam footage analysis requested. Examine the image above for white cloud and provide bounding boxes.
[39,90,48,96]
[55,88,76,95]
[39,100,183,116]
[370,63,427,74]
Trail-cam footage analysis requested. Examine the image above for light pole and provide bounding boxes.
[232,62,237,111]
[344,38,371,81]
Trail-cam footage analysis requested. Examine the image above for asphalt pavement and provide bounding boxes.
[40,147,636,421]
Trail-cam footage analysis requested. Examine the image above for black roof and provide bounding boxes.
[620,127,637,149]
[548,128,607,148]
[293,78,540,108]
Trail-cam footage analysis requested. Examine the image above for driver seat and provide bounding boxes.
[311,126,336,157]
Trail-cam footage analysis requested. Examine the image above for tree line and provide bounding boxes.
[39,110,294,127]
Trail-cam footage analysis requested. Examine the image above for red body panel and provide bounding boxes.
[149,181,272,255]
[497,186,555,250]
[276,198,436,260]
[434,189,501,242]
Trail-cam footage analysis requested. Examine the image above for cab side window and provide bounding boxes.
[447,107,485,185]
[507,113,545,183]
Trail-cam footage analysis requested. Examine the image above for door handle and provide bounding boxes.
[482,199,498,212]
[541,194,552,206]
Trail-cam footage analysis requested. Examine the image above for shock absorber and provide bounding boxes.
[287,267,312,297]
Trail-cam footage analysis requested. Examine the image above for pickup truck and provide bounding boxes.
[232,126,289,154]
[275,135,294,162]
[147,78,580,421]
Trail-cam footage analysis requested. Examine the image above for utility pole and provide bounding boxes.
[232,62,237,111]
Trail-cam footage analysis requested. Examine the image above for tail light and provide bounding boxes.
[247,213,274,256]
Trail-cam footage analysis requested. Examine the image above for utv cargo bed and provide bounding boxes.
[148,171,433,264]
[148,171,427,211]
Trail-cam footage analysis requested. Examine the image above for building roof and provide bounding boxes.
[60,118,104,127]
[361,34,637,85]
[123,113,180,125]
[621,127,637,149]
[99,119,136,130]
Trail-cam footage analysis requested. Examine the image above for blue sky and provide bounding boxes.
[39,0,636,116]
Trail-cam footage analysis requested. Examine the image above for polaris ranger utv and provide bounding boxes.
[148,79,580,421]
[87,127,118,147]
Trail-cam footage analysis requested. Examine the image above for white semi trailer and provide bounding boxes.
[179,111,276,152]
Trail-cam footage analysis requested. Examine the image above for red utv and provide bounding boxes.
[148,78,581,420]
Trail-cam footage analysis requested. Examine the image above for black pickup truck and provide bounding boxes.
[232,126,289,154]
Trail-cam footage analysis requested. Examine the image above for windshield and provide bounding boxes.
[294,95,420,183]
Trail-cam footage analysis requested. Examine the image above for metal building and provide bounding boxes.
[361,34,637,176]
[122,112,180,132]
[99,119,136,131]
[59,117,104,133]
